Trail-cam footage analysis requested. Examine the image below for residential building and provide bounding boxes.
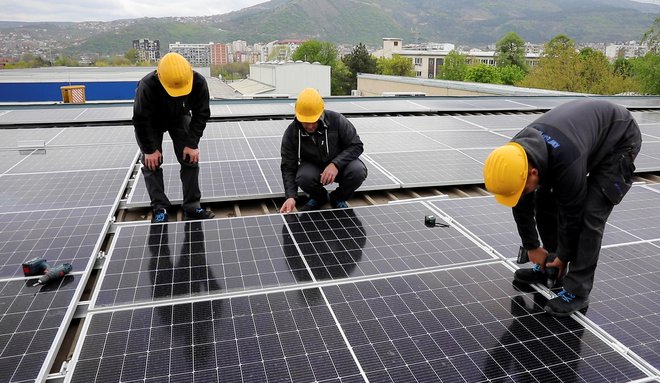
[132,39,160,63]
[210,43,230,66]
[169,42,211,67]
[373,38,540,79]
[229,61,331,97]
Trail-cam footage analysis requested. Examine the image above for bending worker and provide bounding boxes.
[280,88,367,213]
[483,99,641,316]
[133,52,215,223]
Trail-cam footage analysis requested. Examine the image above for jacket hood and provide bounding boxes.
[512,126,548,177]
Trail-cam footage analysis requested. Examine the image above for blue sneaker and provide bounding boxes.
[332,200,349,209]
[152,209,168,223]
[544,289,589,317]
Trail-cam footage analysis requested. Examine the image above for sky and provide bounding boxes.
[3,0,270,23]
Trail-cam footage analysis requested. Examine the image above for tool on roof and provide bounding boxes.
[33,263,72,286]
[22,257,50,277]
[424,215,449,228]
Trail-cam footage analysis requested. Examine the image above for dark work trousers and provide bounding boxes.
[295,159,368,202]
[139,118,201,212]
[535,139,641,298]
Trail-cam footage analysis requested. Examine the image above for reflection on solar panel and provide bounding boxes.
[589,242,660,369]
[0,276,80,383]
[0,127,63,149]
[71,288,363,383]
[47,126,136,146]
[93,216,311,308]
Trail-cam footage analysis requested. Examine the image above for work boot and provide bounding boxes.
[152,209,168,223]
[544,289,589,317]
[513,264,548,285]
[298,198,323,212]
[184,207,215,221]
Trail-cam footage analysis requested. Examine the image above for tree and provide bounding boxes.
[291,40,338,66]
[331,60,354,96]
[376,55,414,76]
[630,53,660,95]
[519,34,582,92]
[343,43,377,76]
[495,32,528,72]
[341,43,377,92]
[124,49,139,64]
[641,16,660,54]
[465,64,501,84]
[498,65,526,85]
[437,50,467,81]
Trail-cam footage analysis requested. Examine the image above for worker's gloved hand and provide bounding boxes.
[545,254,566,284]
[527,247,549,270]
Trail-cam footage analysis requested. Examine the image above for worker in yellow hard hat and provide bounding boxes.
[279,88,367,213]
[133,52,214,223]
[484,99,641,317]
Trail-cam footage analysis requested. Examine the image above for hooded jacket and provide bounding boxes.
[133,70,210,154]
[511,99,641,262]
[280,110,364,199]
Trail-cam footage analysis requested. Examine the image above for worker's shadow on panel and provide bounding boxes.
[148,222,221,302]
[282,209,367,282]
[482,286,588,382]
[147,222,221,381]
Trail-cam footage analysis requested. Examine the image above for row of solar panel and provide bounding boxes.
[60,185,660,382]
[1,96,659,125]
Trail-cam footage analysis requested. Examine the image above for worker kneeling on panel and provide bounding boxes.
[483,99,641,317]
[279,88,367,213]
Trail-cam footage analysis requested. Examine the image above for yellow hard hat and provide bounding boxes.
[157,52,193,97]
[295,88,324,123]
[483,142,528,207]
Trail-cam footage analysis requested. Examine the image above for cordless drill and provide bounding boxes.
[33,263,72,286]
[517,246,559,287]
[22,257,50,276]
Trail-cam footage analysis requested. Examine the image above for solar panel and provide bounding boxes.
[429,186,658,259]
[70,288,364,383]
[421,130,510,149]
[0,276,81,383]
[0,168,129,213]
[238,120,289,137]
[285,203,494,281]
[322,262,650,382]
[0,108,87,124]
[92,216,311,308]
[5,145,138,173]
[77,106,133,122]
[0,205,112,279]
[201,121,245,139]
[587,241,660,369]
[127,161,275,207]
[457,114,539,129]
[368,150,484,187]
[348,117,412,133]
[47,125,136,146]
[0,127,63,149]
[632,111,660,123]
[362,132,450,153]
[159,139,254,165]
[246,137,281,159]
[390,115,486,131]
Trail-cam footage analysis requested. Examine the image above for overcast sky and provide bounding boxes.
[4,1,270,23]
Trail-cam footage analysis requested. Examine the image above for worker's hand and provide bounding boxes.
[527,247,549,271]
[280,198,296,213]
[183,146,200,164]
[144,150,162,171]
[546,256,567,281]
[320,163,339,185]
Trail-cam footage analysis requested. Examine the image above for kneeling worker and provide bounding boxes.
[280,88,367,213]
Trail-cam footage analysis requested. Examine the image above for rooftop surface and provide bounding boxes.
[0,95,659,383]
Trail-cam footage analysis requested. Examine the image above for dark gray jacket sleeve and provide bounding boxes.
[133,79,158,154]
[185,73,210,149]
[512,192,541,250]
[280,123,299,199]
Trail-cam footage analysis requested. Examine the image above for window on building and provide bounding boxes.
[414,57,422,66]
[394,41,399,46]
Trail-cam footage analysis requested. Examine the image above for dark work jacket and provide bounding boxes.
[133,70,210,154]
[511,99,641,262]
[280,110,364,199]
